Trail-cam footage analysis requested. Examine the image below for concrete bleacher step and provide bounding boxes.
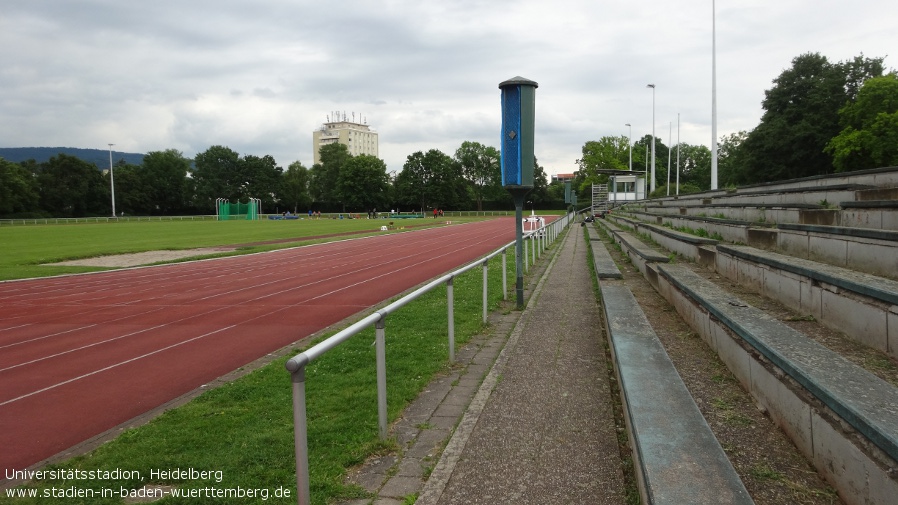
[715,243,898,359]
[623,168,898,232]
[654,184,872,208]
[585,224,622,279]
[600,279,753,505]
[590,222,898,505]
[605,211,898,358]
[593,218,669,283]
[615,209,898,281]
[655,263,898,505]
[856,187,898,201]
[646,166,898,206]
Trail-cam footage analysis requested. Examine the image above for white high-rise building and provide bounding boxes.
[312,113,378,165]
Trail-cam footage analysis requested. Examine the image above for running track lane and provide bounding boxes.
[0,218,536,472]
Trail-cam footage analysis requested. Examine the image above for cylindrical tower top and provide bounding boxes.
[499,76,539,89]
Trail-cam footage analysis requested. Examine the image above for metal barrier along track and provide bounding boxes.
[285,213,572,505]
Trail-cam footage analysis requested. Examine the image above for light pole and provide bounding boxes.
[625,123,632,172]
[711,0,718,189]
[667,121,673,196]
[108,143,116,217]
[644,145,648,200]
[625,122,633,199]
[677,113,681,195]
[647,84,656,194]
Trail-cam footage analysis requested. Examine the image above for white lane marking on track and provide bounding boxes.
[1,221,513,397]
[0,325,237,407]
[0,324,31,332]
[0,323,169,373]
[188,225,501,303]
[0,324,99,350]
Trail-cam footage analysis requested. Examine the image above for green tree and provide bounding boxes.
[675,143,712,190]
[193,145,242,210]
[280,161,311,214]
[455,141,500,211]
[395,151,428,212]
[547,179,566,202]
[628,134,665,187]
[530,157,551,206]
[309,143,352,206]
[576,136,629,176]
[826,73,898,171]
[0,157,40,216]
[427,149,468,210]
[336,155,390,211]
[193,146,282,212]
[241,154,284,210]
[740,52,885,183]
[110,160,152,215]
[624,134,669,193]
[37,154,109,217]
[141,149,192,214]
[717,131,750,187]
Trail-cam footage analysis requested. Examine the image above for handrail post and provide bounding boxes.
[524,234,529,273]
[447,277,456,363]
[537,227,542,259]
[501,248,508,301]
[531,231,536,266]
[482,260,489,324]
[291,367,311,505]
[375,316,388,439]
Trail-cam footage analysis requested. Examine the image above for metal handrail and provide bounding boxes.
[285,213,572,504]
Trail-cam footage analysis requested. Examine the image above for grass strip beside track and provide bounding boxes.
[1,241,526,504]
[0,218,471,281]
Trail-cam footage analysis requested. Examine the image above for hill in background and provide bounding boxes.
[0,147,146,168]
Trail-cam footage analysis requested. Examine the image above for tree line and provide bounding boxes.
[0,142,559,219]
[574,52,897,199]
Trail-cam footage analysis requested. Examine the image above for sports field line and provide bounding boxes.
[2,222,505,403]
[0,325,237,407]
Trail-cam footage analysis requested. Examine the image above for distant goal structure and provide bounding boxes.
[216,198,261,220]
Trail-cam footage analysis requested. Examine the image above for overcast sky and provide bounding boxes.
[1,1,895,176]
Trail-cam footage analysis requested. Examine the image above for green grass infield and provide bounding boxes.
[0,217,481,282]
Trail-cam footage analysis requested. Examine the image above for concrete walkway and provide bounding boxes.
[340,226,627,504]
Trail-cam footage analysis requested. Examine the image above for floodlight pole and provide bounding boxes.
[108,143,116,217]
[647,84,656,194]
[677,113,681,195]
[711,0,719,190]
[667,121,673,196]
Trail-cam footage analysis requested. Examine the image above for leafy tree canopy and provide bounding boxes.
[455,141,500,211]
[309,143,351,205]
[826,73,898,171]
[739,52,885,183]
[280,161,311,213]
[0,157,40,216]
[37,154,109,217]
[576,136,630,176]
[193,146,283,212]
[336,155,390,211]
[141,149,192,214]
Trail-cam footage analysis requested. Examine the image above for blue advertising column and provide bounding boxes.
[499,76,538,308]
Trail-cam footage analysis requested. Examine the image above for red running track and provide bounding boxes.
[0,218,529,473]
